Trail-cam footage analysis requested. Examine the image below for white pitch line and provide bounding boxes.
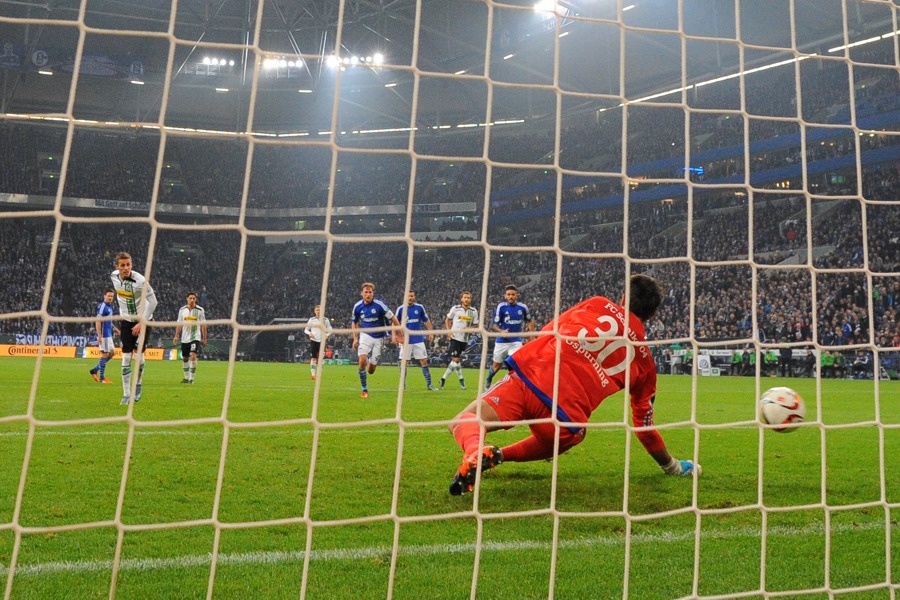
[0,520,893,578]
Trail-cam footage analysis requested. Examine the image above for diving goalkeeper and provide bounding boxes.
[448,274,701,495]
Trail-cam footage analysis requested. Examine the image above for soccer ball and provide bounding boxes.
[759,387,806,432]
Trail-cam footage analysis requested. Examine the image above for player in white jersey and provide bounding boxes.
[110,252,158,405]
[440,291,479,391]
[303,304,333,380]
[173,292,207,384]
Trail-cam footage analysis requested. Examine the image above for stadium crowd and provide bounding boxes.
[1,39,897,376]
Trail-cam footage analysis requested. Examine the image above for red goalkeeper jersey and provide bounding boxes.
[505,296,665,454]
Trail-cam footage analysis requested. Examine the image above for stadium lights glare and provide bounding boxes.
[559,31,570,38]
[263,57,303,69]
[215,87,229,93]
[202,57,237,67]
[623,4,636,11]
[130,79,144,85]
[297,89,312,93]
[597,54,816,113]
[325,52,385,69]
[503,53,515,60]
[533,0,557,13]
[384,82,397,88]
[828,30,899,53]
[38,70,53,75]
[455,69,467,75]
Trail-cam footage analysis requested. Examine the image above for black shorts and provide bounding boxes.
[181,341,202,358]
[309,340,322,359]
[448,339,467,359]
[120,321,147,354]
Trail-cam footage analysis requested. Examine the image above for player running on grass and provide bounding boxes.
[351,282,400,398]
[110,252,158,406]
[448,274,701,495]
[89,289,119,384]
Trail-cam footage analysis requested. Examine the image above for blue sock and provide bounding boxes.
[98,357,108,380]
[486,367,496,386]
[422,366,432,386]
[358,368,368,391]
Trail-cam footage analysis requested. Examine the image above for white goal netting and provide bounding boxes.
[1,0,899,598]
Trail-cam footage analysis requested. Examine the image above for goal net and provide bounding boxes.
[1,0,898,598]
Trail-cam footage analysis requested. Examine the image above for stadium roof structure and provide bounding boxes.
[0,0,895,133]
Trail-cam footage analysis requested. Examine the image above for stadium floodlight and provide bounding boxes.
[229,60,235,66]
[326,55,340,68]
[38,70,53,75]
[202,57,212,65]
[372,53,384,66]
[533,0,556,13]
[350,56,360,65]
[385,82,397,88]
[623,3,635,10]
[215,87,229,93]
[130,79,144,85]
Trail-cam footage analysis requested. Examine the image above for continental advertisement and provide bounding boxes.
[0,345,176,360]
[0,345,78,358]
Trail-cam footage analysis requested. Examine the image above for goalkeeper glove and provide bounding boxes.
[662,457,702,477]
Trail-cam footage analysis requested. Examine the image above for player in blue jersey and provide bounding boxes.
[89,289,119,384]
[351,282,400,398]
[484,285,534,389]
[396,291,438,391]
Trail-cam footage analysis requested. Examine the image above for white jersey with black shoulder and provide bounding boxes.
[446,304,479,343]
[110,269,157,323]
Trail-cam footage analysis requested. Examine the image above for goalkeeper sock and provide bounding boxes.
[358,368,368,390]
[501,435,555,462]
[450,413,482,456]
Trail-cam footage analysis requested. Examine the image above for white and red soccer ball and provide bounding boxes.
[759,387,806,433]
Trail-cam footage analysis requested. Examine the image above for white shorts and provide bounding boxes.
[357,333,385,365]
[492,341,523,364]
[400,342,428,361]
[99,336,115,353]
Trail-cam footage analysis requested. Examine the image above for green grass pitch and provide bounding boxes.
[0,357,898,599]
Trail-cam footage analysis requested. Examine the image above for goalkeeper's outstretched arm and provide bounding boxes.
[632,396,702,477]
